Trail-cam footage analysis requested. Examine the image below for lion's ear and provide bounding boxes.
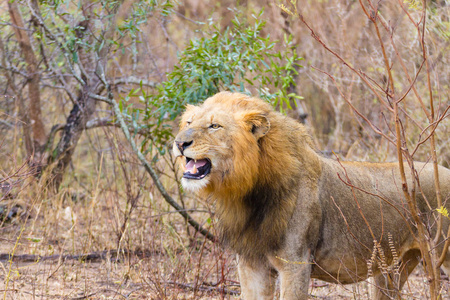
[239,111,270,139]
[185,104,196,112]
[180,104,197,126]
[251,115,270,139]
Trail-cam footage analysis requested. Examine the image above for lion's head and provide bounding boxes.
[172,92,277,197]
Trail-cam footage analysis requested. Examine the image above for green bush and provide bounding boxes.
[121,10,302,156]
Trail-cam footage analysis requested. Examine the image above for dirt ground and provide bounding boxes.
[1,241,448,299]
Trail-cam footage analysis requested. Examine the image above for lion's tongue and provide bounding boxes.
[186,159,207,174]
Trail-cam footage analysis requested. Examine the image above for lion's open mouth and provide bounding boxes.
[183,157,212,180]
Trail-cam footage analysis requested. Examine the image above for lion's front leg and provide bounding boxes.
[237,256,276,300]
[277,256,311,300]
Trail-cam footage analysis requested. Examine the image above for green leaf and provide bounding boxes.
[27,237,42,243]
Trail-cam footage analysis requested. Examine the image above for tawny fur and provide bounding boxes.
[173,92,450,300]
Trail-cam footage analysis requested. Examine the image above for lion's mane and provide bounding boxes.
[179,92,321,261]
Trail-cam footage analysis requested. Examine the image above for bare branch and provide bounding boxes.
[8,1,47,153]
[296,9,394,112]
[311,66,396,145]
[88,93,112,104]
[111,76,157,88]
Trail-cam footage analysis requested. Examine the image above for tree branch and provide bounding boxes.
[8,1,47,157]
[111,76,157,88]
[105,81,215,242]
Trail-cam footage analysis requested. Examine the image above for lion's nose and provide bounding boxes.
[176,140,193,154]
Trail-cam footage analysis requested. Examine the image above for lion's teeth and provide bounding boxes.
[192,164,198,174]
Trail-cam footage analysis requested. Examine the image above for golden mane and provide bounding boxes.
[179,92,321,260]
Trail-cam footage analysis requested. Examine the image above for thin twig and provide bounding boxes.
[311,66,395,145]
[165,281,240,296]
[111,76,157,88]
[0,249,160,263]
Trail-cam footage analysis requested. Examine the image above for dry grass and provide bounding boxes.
[0,126,242,299]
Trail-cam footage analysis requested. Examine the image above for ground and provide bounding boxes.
[0,235,448,299]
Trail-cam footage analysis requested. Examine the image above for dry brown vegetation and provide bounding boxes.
[0,0,449,299]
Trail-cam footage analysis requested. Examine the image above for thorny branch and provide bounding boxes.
[296,8,394,112]
[311,66,395,145]
[287,0,449,297]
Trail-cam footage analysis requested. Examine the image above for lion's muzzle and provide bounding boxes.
[173,138,212,181]
[175,140,193,155]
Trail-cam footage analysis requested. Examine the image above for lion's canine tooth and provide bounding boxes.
[192,164,198,174]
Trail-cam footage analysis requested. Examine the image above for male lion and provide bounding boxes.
[173,92,450,299]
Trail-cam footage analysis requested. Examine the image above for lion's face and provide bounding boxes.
[173,108,235,192]
[173,92,270,193]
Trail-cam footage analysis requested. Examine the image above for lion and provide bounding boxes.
[173,91,450,299]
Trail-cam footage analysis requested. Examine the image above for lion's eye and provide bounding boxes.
[209,124,221,129]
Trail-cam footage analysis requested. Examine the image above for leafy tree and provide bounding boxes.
[2,0,173,190]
